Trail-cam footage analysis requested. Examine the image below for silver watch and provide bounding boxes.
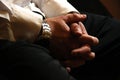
[38,20,52,40]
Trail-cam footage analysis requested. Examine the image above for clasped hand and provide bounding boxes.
[46,13,99,68]
[6,3,98,68]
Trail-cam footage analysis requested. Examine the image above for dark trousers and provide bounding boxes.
[0,40,74,80]
[0,13,120,80]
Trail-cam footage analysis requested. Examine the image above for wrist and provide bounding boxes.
[35,20,52,49]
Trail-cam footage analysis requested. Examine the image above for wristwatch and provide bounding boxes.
[38,20,52,40]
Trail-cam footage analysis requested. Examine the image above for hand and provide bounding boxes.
[46,13,99,68]
[62,22,99,68]
[46,13,86,59]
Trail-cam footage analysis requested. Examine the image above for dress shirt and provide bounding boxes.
[0,0,78,42]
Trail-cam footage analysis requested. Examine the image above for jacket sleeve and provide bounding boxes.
[32,0,79,17]
[0,1,43,42]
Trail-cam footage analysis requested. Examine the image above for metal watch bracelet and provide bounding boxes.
[38,20,52,40]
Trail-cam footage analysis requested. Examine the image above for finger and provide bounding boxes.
[71,45,95,60]
[73,52,95,60]
[70,22,88,37]
[86,52,95,60]
[79,34,99,46]
[63,13,87,24]
[70,23,83,36]
[71,45,91,56]
[78,22,88,34]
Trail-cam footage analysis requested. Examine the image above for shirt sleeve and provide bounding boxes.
[0,1,43,42]
[32,0,79,17]
[0,11,15,41]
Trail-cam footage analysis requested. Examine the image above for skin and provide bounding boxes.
[46,13,99,68]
